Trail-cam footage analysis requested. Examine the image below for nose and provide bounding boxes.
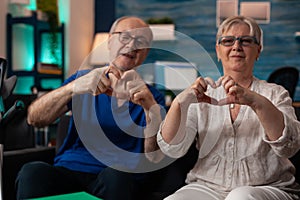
[125,38,137,50]
[232,39,242,51]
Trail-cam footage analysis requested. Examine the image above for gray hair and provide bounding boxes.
[216,16,262,45]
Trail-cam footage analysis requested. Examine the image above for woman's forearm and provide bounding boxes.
[161,99,189,144]
[251,94,284,141]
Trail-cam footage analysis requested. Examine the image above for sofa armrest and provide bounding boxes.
[3,146,56,200]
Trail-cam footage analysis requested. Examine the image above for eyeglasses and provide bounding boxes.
[112,31,151,49]
[218,36,259,47]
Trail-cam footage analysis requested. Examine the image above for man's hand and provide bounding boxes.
[109,70,156,110]
[73,67,121,96]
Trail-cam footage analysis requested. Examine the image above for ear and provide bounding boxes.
[256,45,262,60]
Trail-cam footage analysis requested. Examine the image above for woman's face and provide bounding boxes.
[216,23,261,76]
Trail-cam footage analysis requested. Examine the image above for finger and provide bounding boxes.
[122,70,143,83]
[192,83,205,95]
[103,67,110,79]
[215,76,223,87]
[114,91,130,100]
[128,85,148,102]
[218,96,235,106]
[197,93,218,105]
[199,77,208,90]
[100,72,111,87]
[129,89,139,100]
[218,75,232,86]
[225,79,236,92]
[192,77,207,93]
[105,88,113,96]
[130,90,139,101]
[204,77,217,88]
[228,84,239,96]
[96,80,110,95]
[94,83,103,96]
[126,76,146,100]
[210,97,219,105]
[204,96,219,105]
[215,76,235,89]
[107,65,122,79]
[96,70,113,93]
[130,90,145,103]
[127,79,145,90]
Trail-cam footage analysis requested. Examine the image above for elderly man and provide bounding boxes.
[16,16,165,200]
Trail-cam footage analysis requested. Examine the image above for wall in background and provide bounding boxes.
[66,0,94,76]
[115,0,300,100]
[0,0,8,58]
[95,0,115,33]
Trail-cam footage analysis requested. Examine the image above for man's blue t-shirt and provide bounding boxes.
[54,70,165,174]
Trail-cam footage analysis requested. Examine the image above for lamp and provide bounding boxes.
[89,32,110,67]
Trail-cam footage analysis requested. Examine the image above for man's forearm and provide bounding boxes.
[27,82,73,127]
[144,104,165,162]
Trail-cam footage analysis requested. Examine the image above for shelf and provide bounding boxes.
[10,70,35,76]
[11,70,62,78]
[6,12,65,92]
[37,73,63,79]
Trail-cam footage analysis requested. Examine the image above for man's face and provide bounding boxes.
[108,18,153,71]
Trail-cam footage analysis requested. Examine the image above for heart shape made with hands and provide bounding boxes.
[108,70,146,101]
[186,77,237,106]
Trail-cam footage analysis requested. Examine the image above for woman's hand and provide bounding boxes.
[176,76,219,106]
[160,76,218,145]
[218,75,285,141]
[217,75,255,107]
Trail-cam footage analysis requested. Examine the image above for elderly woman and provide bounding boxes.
[157,15,300,200]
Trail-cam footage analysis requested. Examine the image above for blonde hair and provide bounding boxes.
[216,16,262,45]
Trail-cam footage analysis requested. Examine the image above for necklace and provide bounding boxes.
[230,103,235,109]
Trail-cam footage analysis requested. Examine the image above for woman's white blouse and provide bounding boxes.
[157,78,300,193]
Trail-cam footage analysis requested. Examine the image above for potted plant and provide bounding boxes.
[146,17,175,41]
[36,0,60,64]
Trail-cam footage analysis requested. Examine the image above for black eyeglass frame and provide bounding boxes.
[111,31,151,49]
[217,36,260,47]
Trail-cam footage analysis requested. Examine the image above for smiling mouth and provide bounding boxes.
[121,52,136,59]
[231,55,245,59]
